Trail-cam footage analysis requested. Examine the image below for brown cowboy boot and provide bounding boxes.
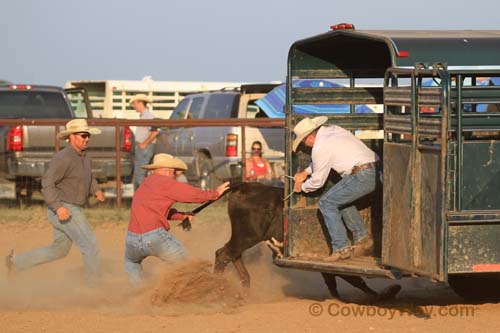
[327,247,352,262]
[352,236,374,257]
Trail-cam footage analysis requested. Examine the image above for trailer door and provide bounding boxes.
[381,68,449,281]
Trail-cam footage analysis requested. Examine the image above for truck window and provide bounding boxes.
[189,97,204,119]
[204,94,235,119]
[0,91,71,118]
[246,105,260,118]
[65,90,90,118]
[170,97,204,119]
[170,98,190,119]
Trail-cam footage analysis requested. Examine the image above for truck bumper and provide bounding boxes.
[7,158,47,178]
[91,159,134,182]
[7,157,133,182]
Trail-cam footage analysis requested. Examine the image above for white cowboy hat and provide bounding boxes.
[129,93,152,105]
[57,119,101,140]
[142,153,188,171]
[292,116,328,152]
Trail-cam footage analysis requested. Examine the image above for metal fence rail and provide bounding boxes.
[0,118,285,207]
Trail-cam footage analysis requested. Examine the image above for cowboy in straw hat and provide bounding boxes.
[292,116,380,262]
[129,93,159,190]
[128,93,152,106]
[292,116,328,152]
[142,153,188,171]
[124,153,230,284]
[6,118,105,283]
[57,118,101,140]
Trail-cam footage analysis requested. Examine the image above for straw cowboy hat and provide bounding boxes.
[292,116,328,152]
[57,119,101,140]
[142,153,188,170]
[129,93,152,105]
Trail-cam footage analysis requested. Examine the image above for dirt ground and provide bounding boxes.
[1,202,499,332]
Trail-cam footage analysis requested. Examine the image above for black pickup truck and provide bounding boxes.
[0,84,134,202]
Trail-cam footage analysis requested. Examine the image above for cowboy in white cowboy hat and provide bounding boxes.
[129,93,159,190]
[57,118,101,140]
[124,153,230,284]
[291,116,328,152]
[6,119,105,284]
[129,93,152,106]
[292,116,380,261]
[141,153,188,171]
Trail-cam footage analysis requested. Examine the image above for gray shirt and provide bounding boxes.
[41,145,99,210]
[135,108,157,143]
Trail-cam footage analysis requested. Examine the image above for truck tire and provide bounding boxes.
[195,153,216,190]
[448,273,500,301]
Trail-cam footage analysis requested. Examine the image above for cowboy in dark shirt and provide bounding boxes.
[6,119,105,284]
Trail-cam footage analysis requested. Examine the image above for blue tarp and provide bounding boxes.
[256,80,374,118]
[423,77,500,112]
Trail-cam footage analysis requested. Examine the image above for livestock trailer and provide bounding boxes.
[275,24,500,300]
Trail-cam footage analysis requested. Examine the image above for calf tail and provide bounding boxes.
[189,180,244,215]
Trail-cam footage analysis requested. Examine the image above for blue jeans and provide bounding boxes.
[134,143,155,190]
[318,168,376,252]
[12,202,100,283]
[124,228,187,284]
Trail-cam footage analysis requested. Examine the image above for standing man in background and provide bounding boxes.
[130,94,159,190]
[5,119,105,284]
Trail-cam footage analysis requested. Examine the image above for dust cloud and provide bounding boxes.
[0,207,335,314]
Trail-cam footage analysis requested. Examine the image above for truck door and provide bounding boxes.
[177,96,204,157]
[381,67,450,281]
[64,88,93,118]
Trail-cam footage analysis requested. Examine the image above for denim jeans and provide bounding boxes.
[124,228,187,284]
[13,202,100,283]
[134,143,155,190]
[318,168,376,252]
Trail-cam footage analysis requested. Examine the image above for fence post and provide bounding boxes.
[241,125,246,182]
[115,124,122,208]
[55,125,60,152]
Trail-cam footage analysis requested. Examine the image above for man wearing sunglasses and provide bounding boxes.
[6,119,105,285]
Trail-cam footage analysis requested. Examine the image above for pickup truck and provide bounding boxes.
[0,84,134,202]
[154,84,284,189]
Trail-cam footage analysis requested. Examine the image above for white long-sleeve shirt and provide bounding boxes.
[301,125,379,193]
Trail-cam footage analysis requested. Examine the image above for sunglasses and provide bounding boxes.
[74,132,91,139]
[251,147,262,151]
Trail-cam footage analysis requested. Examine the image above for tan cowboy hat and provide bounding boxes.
[129,93,152,105]
[57,119,101,140]
[292,116,328,152]
[142,153,188,170]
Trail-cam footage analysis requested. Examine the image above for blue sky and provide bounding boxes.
[1,0,499,86]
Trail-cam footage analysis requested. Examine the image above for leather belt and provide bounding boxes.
[351,162,378,176]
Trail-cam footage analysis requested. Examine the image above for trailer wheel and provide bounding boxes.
[448,273,500,302]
